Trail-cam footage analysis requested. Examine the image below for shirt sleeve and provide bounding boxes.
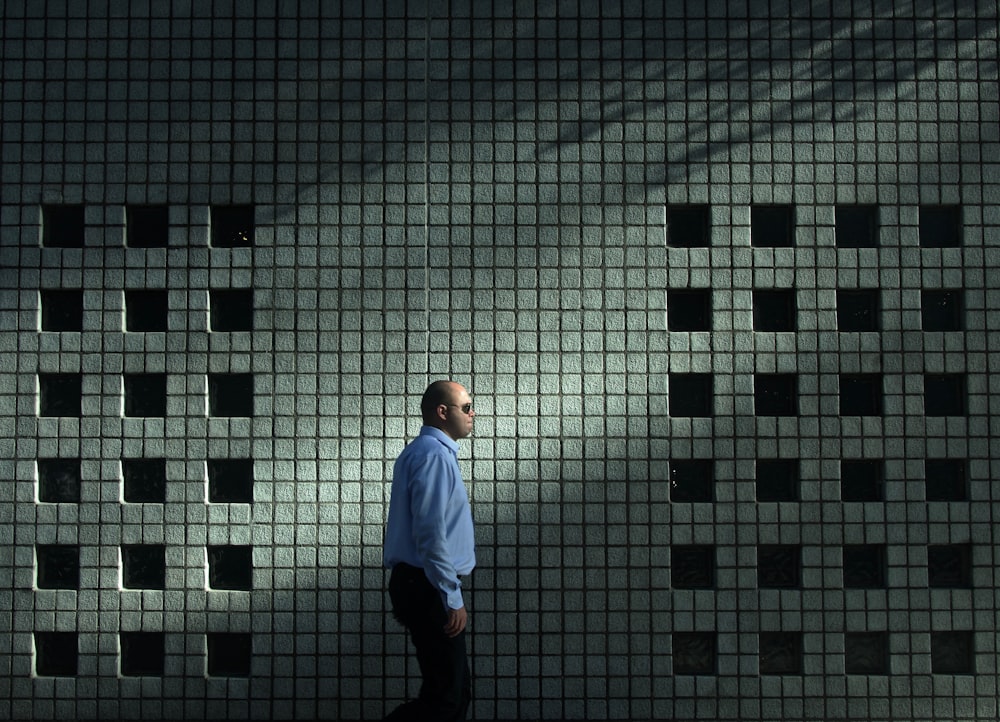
[406,450,465,610]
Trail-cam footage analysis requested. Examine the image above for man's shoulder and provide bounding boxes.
[404,432,448,456]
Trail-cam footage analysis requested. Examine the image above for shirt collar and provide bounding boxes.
[419,425,460,455]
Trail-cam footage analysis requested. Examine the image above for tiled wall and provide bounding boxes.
[2,2,999,720]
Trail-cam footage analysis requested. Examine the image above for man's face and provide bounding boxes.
[440,383,474,440]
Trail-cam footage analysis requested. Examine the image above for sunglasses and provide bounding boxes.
[445,403,473,414]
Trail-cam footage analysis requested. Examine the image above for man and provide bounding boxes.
[383,380,476,722]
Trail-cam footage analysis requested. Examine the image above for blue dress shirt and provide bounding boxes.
[384,426,476,610]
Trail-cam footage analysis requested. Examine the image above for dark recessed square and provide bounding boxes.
[207,632,252,677]
[758,545,801,588]
[928,544,972,588]
[36,544,80,589]
[668,373,713,417]
[125,290,168,332]
[667,289,712,331]
[35,632,78,676]
[751,205,794,247]
[753,289,797,331]
[672,632,716,675]
[841,459,884,502]
[211,205,254,248]
[40,290,83,331]
[754,374,798,416]
[124,373,168,417]
[839,374,883,416]
[924,373,966,416]
[843,545,887,588]
[759,632,803,675]
[38,373,82,417]
[931,631,974,674]
[755,459,799,502]
[121,632,165,676]
[207,545,253,590]
[671,545,715,589]
[921,290,964,331]
[837,289,881,332]
[121,545,166,590]
[210,289,255,332]
[666,205,710,248]
[835,205,879,248]
[208,374,255,417]
[122,458,167,503]
[38,458,81,503]
[669,459,714,503]
[919,205,962,248]
[924,459,967,502]
[42,205,85,248]
[208,459,254,504]
[845,632,889,675]
[126,205,169,248]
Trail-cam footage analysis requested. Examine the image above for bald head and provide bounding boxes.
[420,380,475,440]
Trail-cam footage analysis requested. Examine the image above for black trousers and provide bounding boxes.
[384,563,471,722]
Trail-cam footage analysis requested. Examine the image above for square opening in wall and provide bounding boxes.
[668,459,713,503]
[928,544,972,588]
[125,290,168,332]
[210,289,254,332]
[208,374,254,417]
[207,545,253,590]
[670,545,715,589]
[843,545,887,588]
[208,459,254,504]
[126,205,169,248]
[840,459,884,501]
[668,373,713,417]
[754,374,798,416]
[123,374,167,417]
[759,632,803,675]
[665,205,710,248]
[672,632,716,675]
[924,373,966,416]
[845,632,888,675]
[931,631,974,674]
[40,290,83,331]
[36,544,80,589]
[837,289,881,331]
[211,205,254,248]
[122,458,167,503]
[41,205,85,248]
[207,632,252,677]
[755,459,799,502]
[839,374,883,416]
[34,632,78,677]
[924,459,967,502]
[121,545,166,590]
[919,205,962,248]
[835,205,879,248]
[666,289,712,331]
[751,205,794,247]
[921,289,964,331]
[120,631,165,676]
[757,545,801,588]
[37,458,81,503]
[753,289,797,331]
[38,373,82,417]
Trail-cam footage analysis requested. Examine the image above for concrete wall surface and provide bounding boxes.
[1,1,999,719]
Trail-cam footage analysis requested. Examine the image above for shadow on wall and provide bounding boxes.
[20,1,986,213]
[5,1,997,719]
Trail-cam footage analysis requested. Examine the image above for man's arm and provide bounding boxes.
[407,452,465,611]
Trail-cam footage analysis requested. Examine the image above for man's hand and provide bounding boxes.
[443,606,467,638]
